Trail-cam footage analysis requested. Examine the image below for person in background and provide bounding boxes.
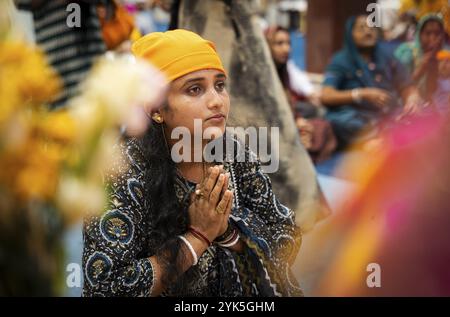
[432,49,450,114]
[14,0,110,109]
[399,0,450,35]
[97,0,141,54]
[128,0,157,35]
[395,14,449,102]
[321,15,421,150]
[265,26,337,163]
[265,26,322,116]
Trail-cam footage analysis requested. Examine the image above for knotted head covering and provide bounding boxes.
[132,29,226,82]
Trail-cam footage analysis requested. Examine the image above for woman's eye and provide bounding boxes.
[216,81,226,91]
[187,86,201,95]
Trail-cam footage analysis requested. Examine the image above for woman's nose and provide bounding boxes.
[206,88,224,109]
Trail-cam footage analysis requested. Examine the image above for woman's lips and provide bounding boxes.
[206,114,226,123]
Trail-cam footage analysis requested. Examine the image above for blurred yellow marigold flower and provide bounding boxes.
[0,41,62,130]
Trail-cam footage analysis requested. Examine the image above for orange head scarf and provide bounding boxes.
[131,29,226,82]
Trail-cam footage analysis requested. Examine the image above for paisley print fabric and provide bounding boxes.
[82,134,302,297]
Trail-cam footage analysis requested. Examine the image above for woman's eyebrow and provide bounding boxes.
[181,77,205,89]
[181,74,226,88]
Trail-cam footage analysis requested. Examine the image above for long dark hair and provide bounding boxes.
[138,120,191,291]
[265,26,292,93]
[138,116,233,292]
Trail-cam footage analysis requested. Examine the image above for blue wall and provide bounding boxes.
[290,31,306,70]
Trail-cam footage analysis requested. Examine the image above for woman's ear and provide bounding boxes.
[151,111,164,124]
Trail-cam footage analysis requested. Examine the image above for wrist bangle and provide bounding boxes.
[215,228,237,245]
[178,235,198,266]
[215,222,234,243]
[217,233,240,248]
[352,88,362,104]
[188,226,212,247]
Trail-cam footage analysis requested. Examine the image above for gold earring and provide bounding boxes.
[152,113,163,123]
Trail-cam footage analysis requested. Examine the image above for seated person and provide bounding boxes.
[395,14,450,102]
[82,29,302,297]
[265,26,337,163]
[321,15,421,150]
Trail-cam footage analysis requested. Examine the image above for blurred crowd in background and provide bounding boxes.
[1,0,450,296]
[11,0,450,162]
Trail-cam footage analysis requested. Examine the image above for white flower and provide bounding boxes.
[80,57,167,126]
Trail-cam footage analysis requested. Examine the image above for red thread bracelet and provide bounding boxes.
[188,226,212,246]
[189,230,207,246]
